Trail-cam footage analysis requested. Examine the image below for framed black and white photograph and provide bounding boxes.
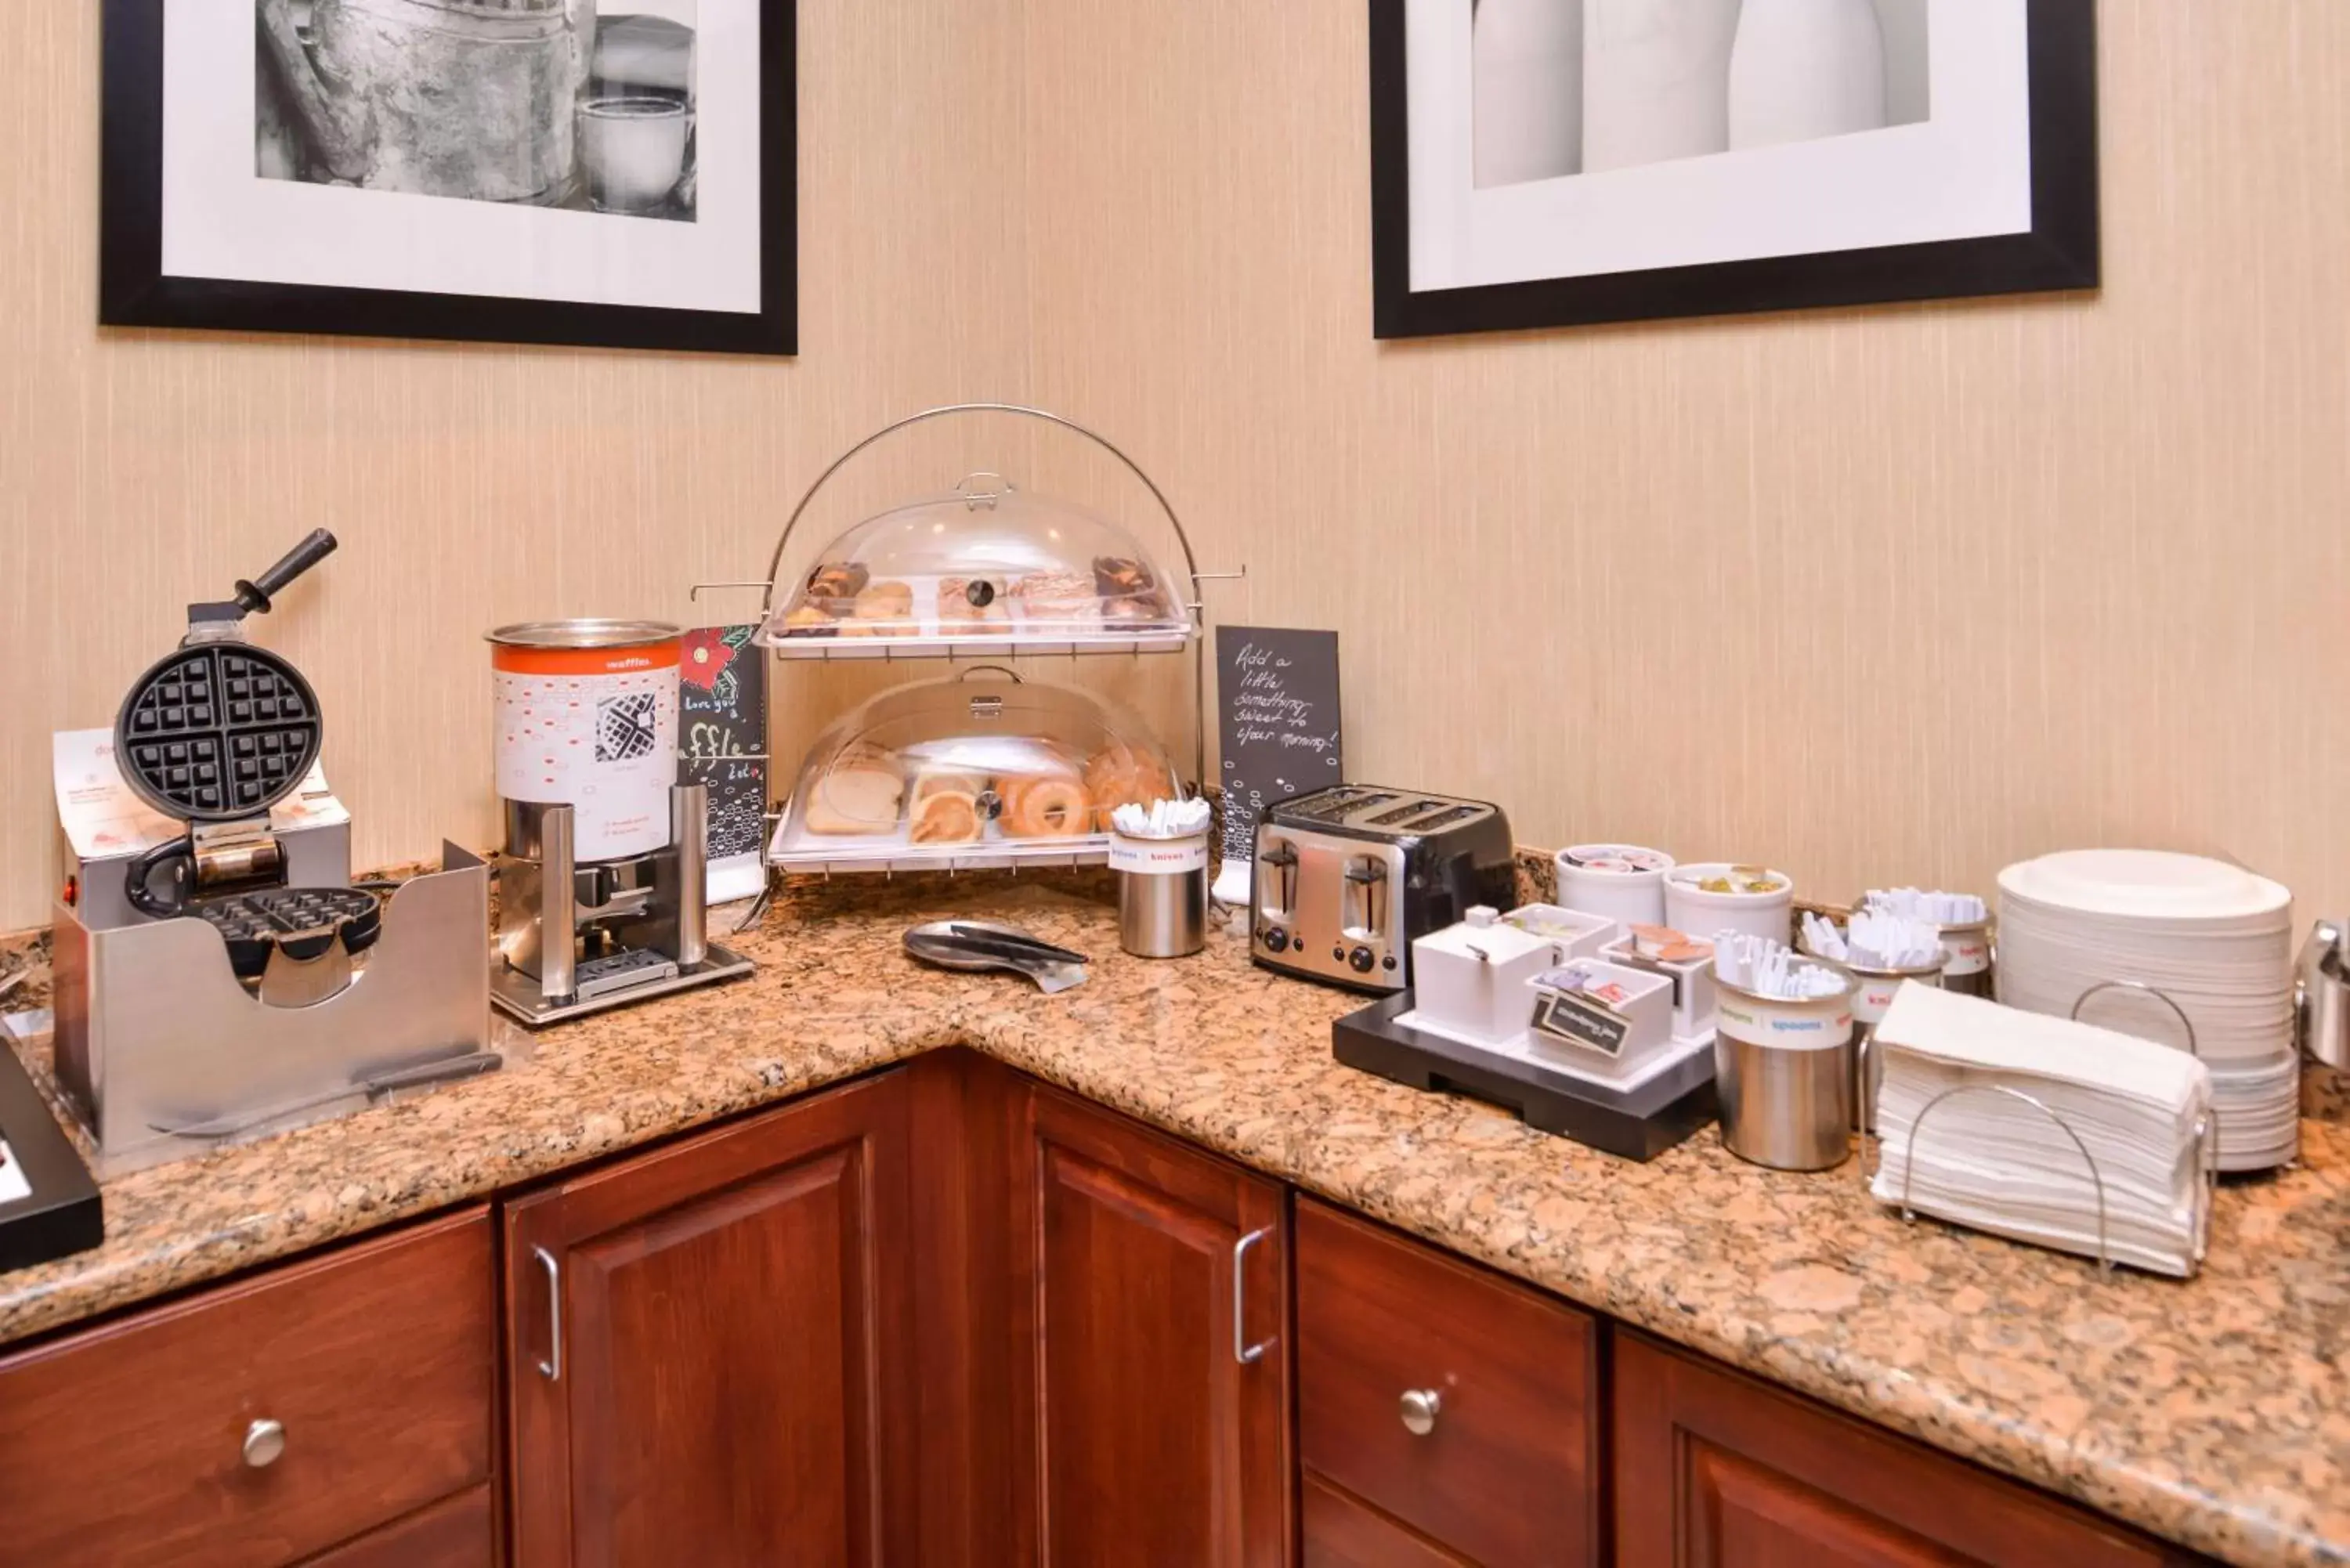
[100,0,795,355]
[1370,0,2098,338]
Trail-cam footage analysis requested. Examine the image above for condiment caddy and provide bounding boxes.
[1334,903,1722,1162]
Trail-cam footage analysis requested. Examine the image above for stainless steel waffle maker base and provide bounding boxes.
[491,783,754,1027]
[52,534,497,1174]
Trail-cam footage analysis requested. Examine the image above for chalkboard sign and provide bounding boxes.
[677,625,768,905]
[1215,626,1342,873]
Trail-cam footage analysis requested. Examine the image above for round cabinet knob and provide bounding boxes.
[1398,1388,1442,1436]
[242,1418,287,1469]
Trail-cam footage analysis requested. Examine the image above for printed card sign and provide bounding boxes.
[1214,627,1342,887]
[1533,989,1631,1059]
[677,625,768,905]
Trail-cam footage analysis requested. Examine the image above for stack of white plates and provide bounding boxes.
[1996,849,2298,1171]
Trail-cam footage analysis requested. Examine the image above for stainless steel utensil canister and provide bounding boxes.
[1112,831,1209,959]
[1713,964,1857,1172]
[1795,933,1946,1134]
[1936,919,1994,999]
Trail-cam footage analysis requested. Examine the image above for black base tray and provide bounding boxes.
[1333,991,1718,1163]
[0,1043,103,1276]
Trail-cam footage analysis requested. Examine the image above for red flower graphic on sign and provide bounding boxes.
[680,630,736,693]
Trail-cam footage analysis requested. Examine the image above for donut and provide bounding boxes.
[909,789,983,844]
[1003,774,1093,838]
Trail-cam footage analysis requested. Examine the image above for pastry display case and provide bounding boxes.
[756,475,1194,656]
[750,406,1203,660]
[703,403,1225,889]
[768,669,1180,873]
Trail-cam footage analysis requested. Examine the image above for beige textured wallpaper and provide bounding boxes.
[3,2,2346,933]
[1020,0,2350,920]
[0,0,1039,930]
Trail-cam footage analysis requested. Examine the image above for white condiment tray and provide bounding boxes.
[1390,1006,1714,1097]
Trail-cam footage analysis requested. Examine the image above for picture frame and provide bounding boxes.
[1369,0,2099,340]
[100,0,797,356]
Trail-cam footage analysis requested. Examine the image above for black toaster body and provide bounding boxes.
[1249,785,1517,993]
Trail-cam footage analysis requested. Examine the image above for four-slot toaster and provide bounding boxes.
[1249,785,1517,993]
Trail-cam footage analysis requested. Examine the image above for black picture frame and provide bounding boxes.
[1369,0,2099,340]
[99,0,797,356]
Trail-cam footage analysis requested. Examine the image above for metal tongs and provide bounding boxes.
[904,920,1091,994]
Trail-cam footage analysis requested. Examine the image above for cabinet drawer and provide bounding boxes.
[1303,1471,1474,1568]
[0,1207,495,1568]
[1296,1199,1600,1567]
[301,1486,497,1568]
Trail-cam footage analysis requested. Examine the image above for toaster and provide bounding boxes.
[1249,785,1517,993]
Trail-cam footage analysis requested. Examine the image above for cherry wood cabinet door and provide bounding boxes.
[504,1068,918,1568]
[1613,1334,2199,1568]
[1296,1198,1600,1566]
[1005,1079,1293,1568]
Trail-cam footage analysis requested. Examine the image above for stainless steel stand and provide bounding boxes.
[490,783,754,1027]
[52,844,495,1172]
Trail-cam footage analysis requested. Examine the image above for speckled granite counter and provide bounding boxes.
[2,877,2345,1567]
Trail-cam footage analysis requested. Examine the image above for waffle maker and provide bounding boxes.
[114,529,338,921]
[50,531,495,1172]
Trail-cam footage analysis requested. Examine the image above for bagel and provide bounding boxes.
[909,789,984,845]
[1003,774,1093,839]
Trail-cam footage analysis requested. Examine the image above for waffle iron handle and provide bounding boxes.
[235,529,339,616]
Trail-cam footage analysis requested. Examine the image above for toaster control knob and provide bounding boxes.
[1349,946,1376,974]
[1262,927,1289,953]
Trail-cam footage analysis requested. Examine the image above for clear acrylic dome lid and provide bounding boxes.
[757,475,1194,653]
[768,670,1184,870]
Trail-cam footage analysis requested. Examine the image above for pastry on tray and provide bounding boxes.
[839,580,916,638]
[1083,742,1173,830]
[1010,569,1099,627]
[1092,555,1168,627]
[780,604,836,638]
[804,561,870,609]
[938,576,1010,635]
[1092,555,1154,599]
[802,743,904,834]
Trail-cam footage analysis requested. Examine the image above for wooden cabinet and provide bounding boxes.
[1612,1333,2195,1568]
[1296,1198,1601,1567]
[503,1068,918,1568]
[0,1207,494,1568]
[0,1057,2226,1568]
[1004,1079,1293,1568]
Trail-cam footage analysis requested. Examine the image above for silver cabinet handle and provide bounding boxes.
[242,1418,287,1469]
[1232,1226,1275,1366]
[1399,1389,1442,1436]
[534,1245,563,1382]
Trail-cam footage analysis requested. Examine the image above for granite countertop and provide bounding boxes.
[2,877,2345,1567]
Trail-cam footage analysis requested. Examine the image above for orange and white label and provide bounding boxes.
[493,648,680,861]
